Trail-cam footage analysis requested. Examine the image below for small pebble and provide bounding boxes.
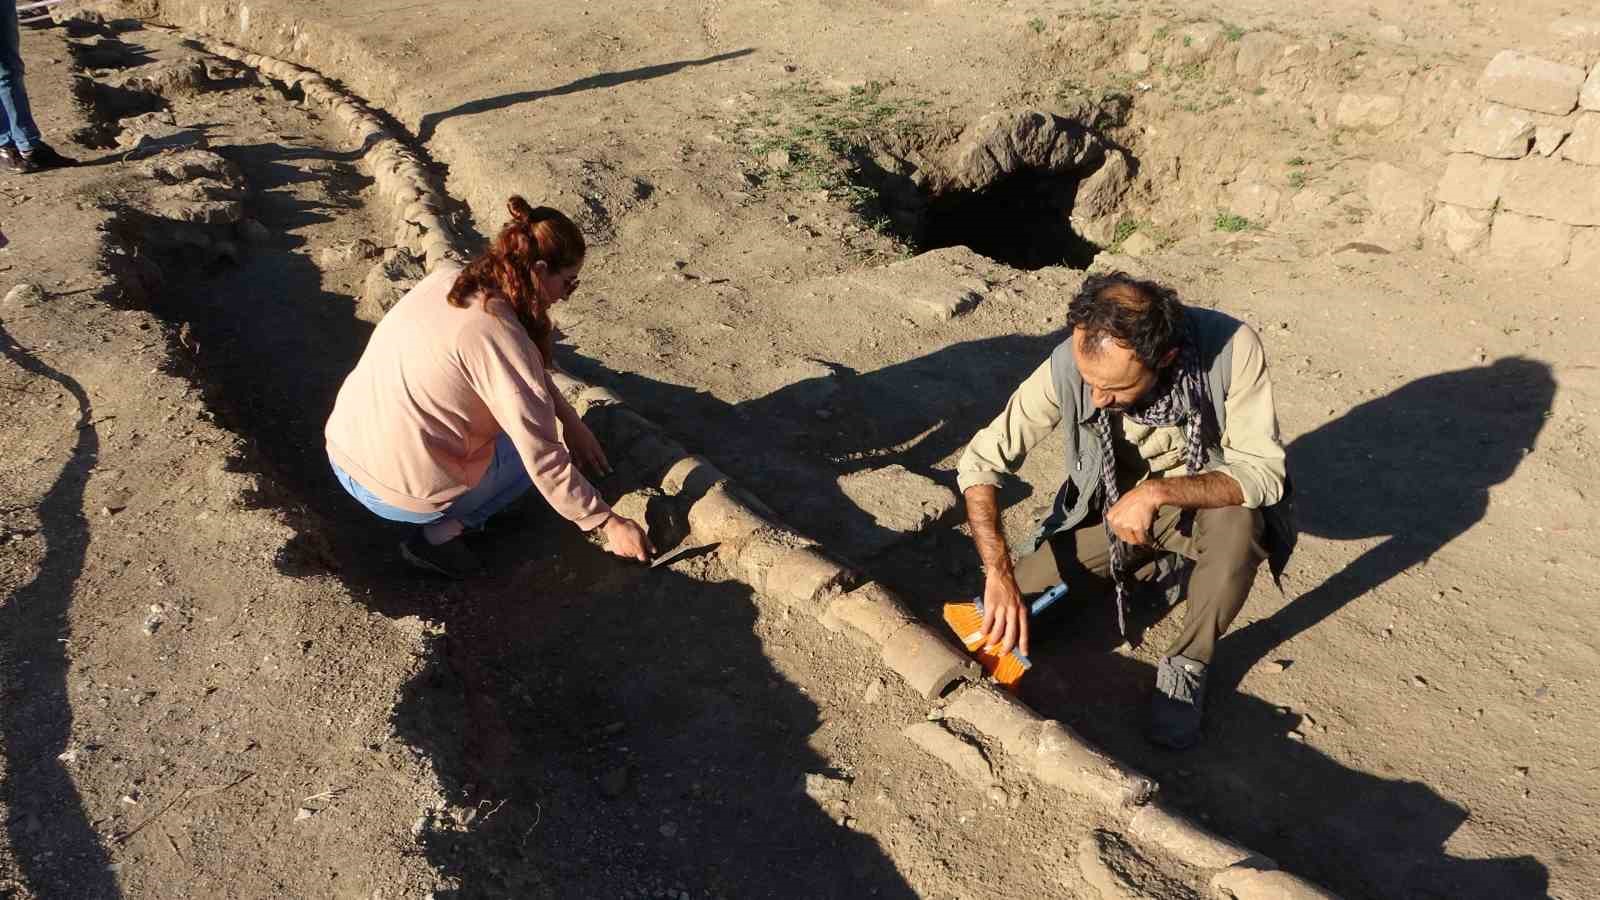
[294,807,317,821]
[659,822,678,838]
[862,678,884,704]
[1411,675,1428,688]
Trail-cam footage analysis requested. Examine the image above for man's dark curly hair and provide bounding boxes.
[1065,272,1187,369]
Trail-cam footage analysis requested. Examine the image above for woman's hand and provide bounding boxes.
[601,514,655,562]
[565,419,612,477]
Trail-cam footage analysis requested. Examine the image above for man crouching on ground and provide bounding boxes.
[956,272,1293,749]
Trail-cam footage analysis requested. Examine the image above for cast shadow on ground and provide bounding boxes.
[417,49,757,144]
[569,337,1556,900]
[127,135,914,896]
[561,328,1066,559]
[1018,356,1556,900]
[0,323,122,900]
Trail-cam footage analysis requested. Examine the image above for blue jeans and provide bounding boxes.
[330,433,533,529]
[0,0,42,153]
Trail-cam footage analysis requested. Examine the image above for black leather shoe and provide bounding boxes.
[399,532,483,579]
[1,145,36,174]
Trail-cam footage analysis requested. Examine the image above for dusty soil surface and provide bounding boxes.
[4,1,1599,899]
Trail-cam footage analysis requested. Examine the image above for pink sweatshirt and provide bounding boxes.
[325,263,611,530]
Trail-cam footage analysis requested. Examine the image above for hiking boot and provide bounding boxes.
[1149,654,1208,750]
[1,145,36,174]
[22,143,77,171]
[399,532,483,579]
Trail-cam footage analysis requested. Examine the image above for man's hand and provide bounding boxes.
[978,567,1030,657]
[565,419,612,477]
[601,514,654,562]
[1105,482,1163,545]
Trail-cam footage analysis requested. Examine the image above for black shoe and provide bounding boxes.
[1148,654,1207,750]
[23,143,78,171]
[399,532,483,579]
[1,145,36,174]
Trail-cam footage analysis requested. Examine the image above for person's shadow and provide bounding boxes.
[417,50,757,144]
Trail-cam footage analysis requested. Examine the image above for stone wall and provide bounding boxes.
[1426,50,1600,273]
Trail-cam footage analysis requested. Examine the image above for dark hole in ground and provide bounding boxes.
[918,171,1102,270]
[850,150,1106,271]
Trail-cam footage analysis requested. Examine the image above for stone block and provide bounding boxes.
[902,722,994,787]
[1534,123,1571,157]
[1126,803,1261,871]
[834,464,959,556]
[1169,23,1224,66]
[1558,112,1600,166]
[1499,156,1600,225]
[1334,93,1402,130]
[822,581,914,647]
[880,622,976,699]
[764,546,857,607]
[1433,153,1514,210]
[944,684,1045,757]
[1034,720,1156,808]
[1073,149,1134,221]
[1211,861,1339,900]
[1424,203,1492,255]
[658,454,728,499]
[1568,228,1600,273]
[1479,50,1584,115]
[685,483,776,545]
[1364,162,1429,239]
[1582,63,1600,112]
[1451,103,1536,158]
[846,253,987,321]
[1488,212,1574,267]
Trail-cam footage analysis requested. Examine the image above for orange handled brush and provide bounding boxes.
[943,582,1069,688]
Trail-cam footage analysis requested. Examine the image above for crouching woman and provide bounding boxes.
[324,197,652,577]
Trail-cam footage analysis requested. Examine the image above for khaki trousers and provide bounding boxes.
[1012,506,1266,664]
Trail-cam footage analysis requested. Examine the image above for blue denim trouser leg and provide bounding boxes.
[442,432,533,528]
[329,433,533,529]
[0,0,42,152]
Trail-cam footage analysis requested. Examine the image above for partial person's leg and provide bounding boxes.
[1155,506,1266,665]
[1146,504,1265,749]
[1012,506,1184,595]
[328,454,482,576]
[444,432,533,530]
[0,0,42,153]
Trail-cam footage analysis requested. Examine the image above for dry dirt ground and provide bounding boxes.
[4,1,1599,899]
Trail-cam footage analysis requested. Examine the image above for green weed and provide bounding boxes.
[1029,17,1046,34]
[1214,211,1253,232]
[1222,22,1246,41]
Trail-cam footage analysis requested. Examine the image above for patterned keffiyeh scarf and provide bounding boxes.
[1092,338,1211,639]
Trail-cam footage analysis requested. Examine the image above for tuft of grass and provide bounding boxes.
[1287,155,1309,166]
[1153,23,1172,39]
[1222,22,1246,41]
[1028,17,1046,34]
[1214,211,1253,232]
[1288,170,1309,189]
[1113,218,1140,245]
[726,80,928,238]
